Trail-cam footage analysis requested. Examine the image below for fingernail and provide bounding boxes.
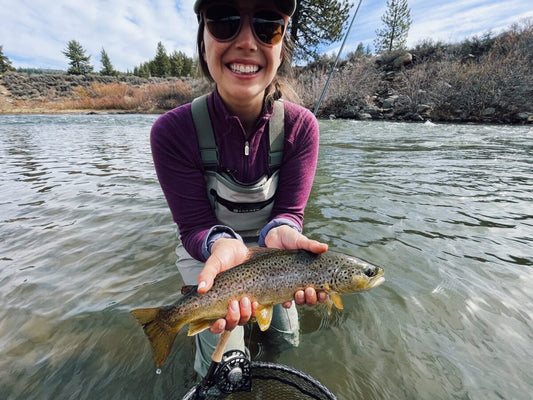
[198,281,206,290]
[241,297,250,307]
[230,300,239,311]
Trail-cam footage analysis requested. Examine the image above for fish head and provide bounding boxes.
[332,256,385,293]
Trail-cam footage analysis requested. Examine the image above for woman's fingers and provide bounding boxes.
[265,225,328,254]
[198,238,249,294]
[294,287,328,306]
[209,297,253,333]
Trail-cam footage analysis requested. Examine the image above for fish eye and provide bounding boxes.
[364,267,377,277]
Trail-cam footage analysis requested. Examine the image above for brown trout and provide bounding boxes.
[130,247,385,367]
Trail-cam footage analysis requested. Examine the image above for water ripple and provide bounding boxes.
[1,116,532,399]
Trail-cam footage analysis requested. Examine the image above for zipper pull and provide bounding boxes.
[244,140,249,156]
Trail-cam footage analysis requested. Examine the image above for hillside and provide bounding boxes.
[1,21,532,123]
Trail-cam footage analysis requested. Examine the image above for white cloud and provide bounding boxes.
[0,0,199,71]
[1,0,531,69]
[407,0,533,46]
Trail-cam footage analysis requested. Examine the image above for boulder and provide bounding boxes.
[393,52,413,69]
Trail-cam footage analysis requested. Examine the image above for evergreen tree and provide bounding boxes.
[134,62,151,78]
[348,42,365,60]
[151,42,170,77]
[100,47,117,76]
[0,45,15,73]
[290,0,352,61]
[374,0,412,53]
[63,40,93,75]
[169,50,194,77]
[169,50,184,76]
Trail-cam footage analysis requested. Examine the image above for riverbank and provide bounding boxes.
[2,67,532,124]
[0,72,212,115]
[3,21,532,123]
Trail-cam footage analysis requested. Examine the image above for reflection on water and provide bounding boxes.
[1,115,532,399]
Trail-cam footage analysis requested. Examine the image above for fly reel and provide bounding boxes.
[214,350,252,393]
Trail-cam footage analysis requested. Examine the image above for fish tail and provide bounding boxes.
[130,307,182,368]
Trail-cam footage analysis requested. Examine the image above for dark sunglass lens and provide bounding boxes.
[253,10,285,45]
[205,6,241,40]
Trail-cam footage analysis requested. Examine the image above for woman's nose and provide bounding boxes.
[234,16,258,50]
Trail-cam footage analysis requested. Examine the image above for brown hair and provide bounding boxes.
[196,15,299,106]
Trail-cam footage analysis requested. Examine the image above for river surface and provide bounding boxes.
[1,114,532,400]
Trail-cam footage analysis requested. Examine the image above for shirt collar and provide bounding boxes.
[210,88,274,137]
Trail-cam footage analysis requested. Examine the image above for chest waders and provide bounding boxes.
[191,94,284,239]
[186,96,300,378]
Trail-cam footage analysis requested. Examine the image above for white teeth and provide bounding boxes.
[229,63,259,74]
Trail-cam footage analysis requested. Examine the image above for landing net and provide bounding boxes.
[181,361,337,400]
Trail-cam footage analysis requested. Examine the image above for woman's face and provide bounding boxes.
[201,0,288,108]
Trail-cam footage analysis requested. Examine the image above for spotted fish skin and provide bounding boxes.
[131,247,384,367]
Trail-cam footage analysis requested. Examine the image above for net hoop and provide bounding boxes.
[181,360,337,400]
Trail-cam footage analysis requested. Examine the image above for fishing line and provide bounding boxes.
[313,0,363,116]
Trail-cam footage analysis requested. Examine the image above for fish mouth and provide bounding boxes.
[365,269,385,289]
[369,275,385,288]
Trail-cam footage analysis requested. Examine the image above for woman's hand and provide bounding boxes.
[265,225,329,308]
[197,238,256,334]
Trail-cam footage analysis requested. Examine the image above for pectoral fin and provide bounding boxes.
[330,293,343,310]
[325,283,343,310]
[255,305,274,331]
[325,298,333,315]
[187,320,215,336]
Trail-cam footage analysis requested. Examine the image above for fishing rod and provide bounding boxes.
[191,331,232,399]
[313,0,363,116]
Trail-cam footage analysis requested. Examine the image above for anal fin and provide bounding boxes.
[188,320,215,336]
[255,305,274,331]
[325,283,343,310]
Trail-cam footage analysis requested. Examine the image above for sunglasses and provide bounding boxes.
[203,4,287,46]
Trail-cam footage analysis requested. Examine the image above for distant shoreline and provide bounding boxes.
[1,60,532,124]
[4,22,533,124]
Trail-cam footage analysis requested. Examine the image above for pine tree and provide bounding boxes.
[151,42,170,77]
[0,45,15,73]
[63,40,93,75]
[169,50,193,77]
[290,0,352,61]
[374,0,412,53]
[100,48,117,76]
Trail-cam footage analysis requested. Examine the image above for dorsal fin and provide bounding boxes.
[180,285,198,295]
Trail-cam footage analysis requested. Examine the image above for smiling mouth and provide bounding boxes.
[229,63,260,75]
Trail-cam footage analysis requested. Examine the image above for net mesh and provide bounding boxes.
[182,361,336,400]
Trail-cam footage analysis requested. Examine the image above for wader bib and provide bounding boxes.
[193,94,285,239]
[176,95,299,376]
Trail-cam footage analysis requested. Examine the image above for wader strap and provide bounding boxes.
[191,94,218,168]
[191,95,284,171]
[269,100,284,169]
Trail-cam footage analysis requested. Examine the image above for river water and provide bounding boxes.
[1,114,531,400]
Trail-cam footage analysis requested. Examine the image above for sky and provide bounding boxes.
[1,0,531,72]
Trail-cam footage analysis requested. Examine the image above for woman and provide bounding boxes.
[150,0,328,376]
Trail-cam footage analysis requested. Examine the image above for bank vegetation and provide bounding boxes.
[1,19,531,123]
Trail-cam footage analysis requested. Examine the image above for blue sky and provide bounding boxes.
[1,0,531,71]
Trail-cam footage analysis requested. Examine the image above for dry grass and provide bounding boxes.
[53,80,195,112]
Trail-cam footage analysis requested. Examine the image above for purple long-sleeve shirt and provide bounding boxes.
[150,89,320,261]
